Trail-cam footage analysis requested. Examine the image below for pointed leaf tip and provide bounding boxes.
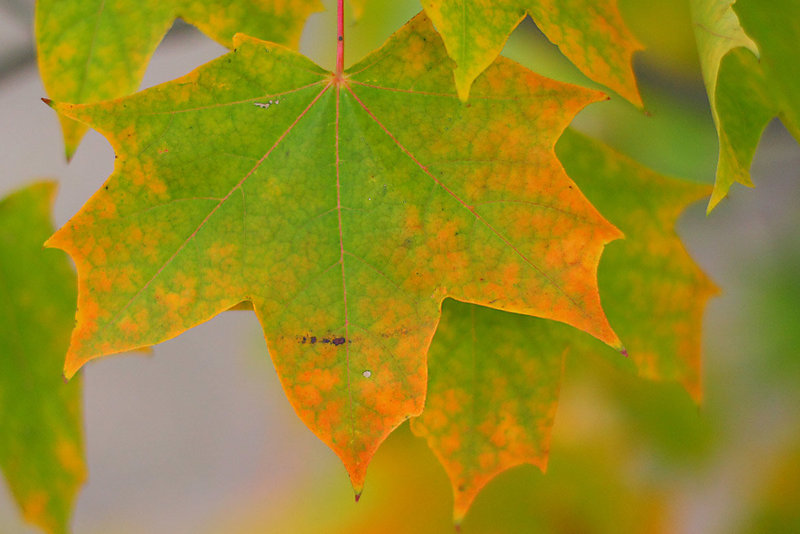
[41,97,52,106]
[64,143,78,163]
[354,491,361,503]
[63,356,83,382]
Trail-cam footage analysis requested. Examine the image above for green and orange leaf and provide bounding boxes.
[421,0,643,105]
[411,301,565,523]
[557,130,717,400]
[46,13,621,494]
[412,130,716,521]
[0,182,86,534]
[691,0,800,211]
[36,0,322,159]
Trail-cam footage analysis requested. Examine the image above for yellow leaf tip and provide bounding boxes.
[43,231,63,250]
[63,355,84,381]
[64,143,78,162]
[62,366,76,382]
[706,191,726,215]
[453,72,472,103]
[345,462,367,502]
[231,32,248,48]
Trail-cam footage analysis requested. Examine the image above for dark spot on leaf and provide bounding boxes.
[299,335,350,346]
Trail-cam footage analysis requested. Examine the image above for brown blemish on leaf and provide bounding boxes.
[298,334,351,345]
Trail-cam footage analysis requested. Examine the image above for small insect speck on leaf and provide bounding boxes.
[362,370,371,378]
[254,99,279,110]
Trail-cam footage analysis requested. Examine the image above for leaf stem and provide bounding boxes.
[336,0,344,77]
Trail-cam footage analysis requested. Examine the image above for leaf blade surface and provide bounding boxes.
[48,13,620,491]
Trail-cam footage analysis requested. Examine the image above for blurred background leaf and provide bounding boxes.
[0,182,85,534]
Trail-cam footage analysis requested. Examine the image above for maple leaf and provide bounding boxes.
[411,301,564,524]
[412,129,716,521]
[420,0,643,104]
[691,0,800,211]
[0,182,86,534]
[36,0,322,159]
[45,12,622,493]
